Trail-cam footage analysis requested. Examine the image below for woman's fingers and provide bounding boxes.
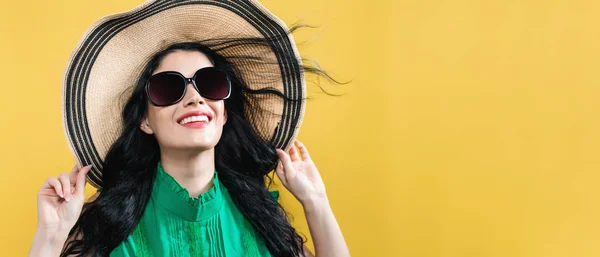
[276,148,297,180]
[68,165,79,185]
[295,140,311,161]
[58,173,72,202]
[75,165,92,196]
[289,143,300,162]
[46,177,63,198]
[41,165,92,201]
[275,161,288,186]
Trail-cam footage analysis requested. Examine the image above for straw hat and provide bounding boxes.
[61,0,306,188]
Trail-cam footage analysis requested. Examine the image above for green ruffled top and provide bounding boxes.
[108,162,277,257]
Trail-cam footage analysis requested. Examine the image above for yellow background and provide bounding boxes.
[2,0,600,256]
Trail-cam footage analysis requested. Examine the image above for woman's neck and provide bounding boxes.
[159,147,216,198]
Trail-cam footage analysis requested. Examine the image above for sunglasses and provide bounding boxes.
[145,67,232,106]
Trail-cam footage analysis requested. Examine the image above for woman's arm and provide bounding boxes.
[276,140,350,257]
[302,198,349,257]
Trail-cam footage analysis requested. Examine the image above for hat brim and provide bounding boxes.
[62,0,306,188]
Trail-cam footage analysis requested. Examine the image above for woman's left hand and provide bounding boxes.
[275,140,328,206]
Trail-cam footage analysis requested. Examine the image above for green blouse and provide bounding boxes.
[108,162,277,257]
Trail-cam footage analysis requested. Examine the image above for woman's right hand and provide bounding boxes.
[36,164,92,234]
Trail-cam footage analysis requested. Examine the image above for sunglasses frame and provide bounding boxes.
[145,67,232,107]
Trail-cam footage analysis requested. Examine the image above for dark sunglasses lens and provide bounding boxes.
[195,68,230,100]
[148,73,185,105]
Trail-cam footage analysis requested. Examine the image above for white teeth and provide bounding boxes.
[179,115,209,125]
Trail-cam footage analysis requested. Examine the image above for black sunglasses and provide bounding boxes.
[145,67,232,106]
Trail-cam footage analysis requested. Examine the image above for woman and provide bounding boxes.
[28,1,349,257]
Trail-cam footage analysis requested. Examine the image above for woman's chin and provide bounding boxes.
[158,131,222,151]
[181,141,219,151]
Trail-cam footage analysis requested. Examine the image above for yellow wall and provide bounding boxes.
[2,0,600,256]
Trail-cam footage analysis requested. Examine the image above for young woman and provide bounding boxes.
[28,1,349,257]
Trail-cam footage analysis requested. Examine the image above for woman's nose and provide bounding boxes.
[183,82,205,106]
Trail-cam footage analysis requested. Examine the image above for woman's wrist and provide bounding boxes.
[35,227,69,249]
[29,228,69,257]
[301,196,331,215]
[36,224,72,238]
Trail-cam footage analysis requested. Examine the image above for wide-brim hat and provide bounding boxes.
[61,0,306,188]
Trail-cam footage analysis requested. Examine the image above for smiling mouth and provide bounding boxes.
[178,115,210,125]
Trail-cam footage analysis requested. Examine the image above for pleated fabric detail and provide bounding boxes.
[131,220,153,256]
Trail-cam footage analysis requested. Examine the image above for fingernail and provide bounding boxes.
[85,164,93,169]
[65,196,71,202]
[59,193,64,198]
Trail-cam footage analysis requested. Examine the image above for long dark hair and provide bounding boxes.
[61,26,337,257]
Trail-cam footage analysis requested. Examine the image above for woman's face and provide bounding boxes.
[140,50,227,151]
